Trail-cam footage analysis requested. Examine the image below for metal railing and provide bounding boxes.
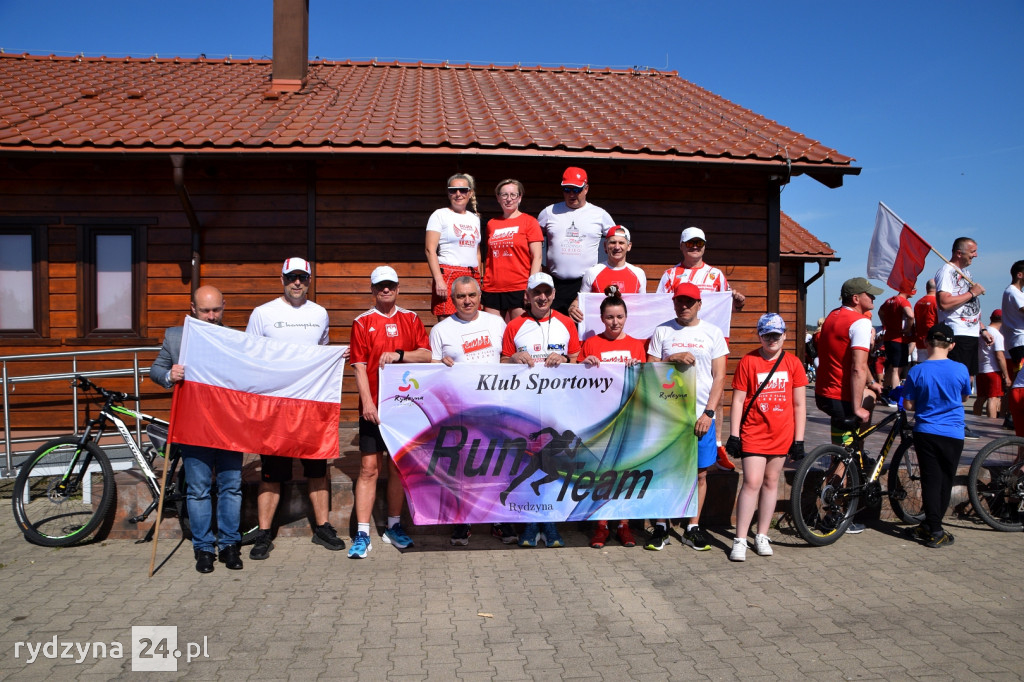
[1,347,160,478]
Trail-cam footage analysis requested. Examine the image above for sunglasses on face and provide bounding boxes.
[561,186,584,195]
[760,333,783,342]
[284,272,310,284]
[685,239,706,248]
[448,187,471,195]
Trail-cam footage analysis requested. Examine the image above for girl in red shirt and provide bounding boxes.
[580,293,648,548]
[726,313,807,561]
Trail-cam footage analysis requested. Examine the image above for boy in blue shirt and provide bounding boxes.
[902,323,972,547]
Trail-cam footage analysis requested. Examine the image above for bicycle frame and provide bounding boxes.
[848,409,908,484]
[103,404,168,497]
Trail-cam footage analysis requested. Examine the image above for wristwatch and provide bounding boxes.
[703,409,715,419]
[396,349,405,362]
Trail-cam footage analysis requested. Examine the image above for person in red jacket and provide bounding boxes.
[879,290,915,400]
[913,279,938,362]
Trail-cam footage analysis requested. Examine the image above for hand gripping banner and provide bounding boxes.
[378,363,697,524]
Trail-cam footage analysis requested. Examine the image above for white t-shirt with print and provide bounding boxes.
[245,297,330,346]
[647,319,729,415]
[430,311,506,364]
[426,207,481,268]
[537,202,616,279]
[934,262,981,336]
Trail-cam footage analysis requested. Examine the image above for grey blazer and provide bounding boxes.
[150,326,183,389]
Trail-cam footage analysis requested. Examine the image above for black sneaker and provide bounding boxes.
[450,524,471,546]
[249,529,274,560]
[1003,415,1015,431]
[907,524,930,543]
[312,522,346,551]
[491,523,518,544]
[644,525,669,551]
[964,426,981,440]
[682,525,712,551]
[925,530,955,548]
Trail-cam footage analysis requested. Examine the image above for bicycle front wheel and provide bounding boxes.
[967,436,1024,532]
[11,437,116,547]
[887,438,926,524]
[790,444,861,546]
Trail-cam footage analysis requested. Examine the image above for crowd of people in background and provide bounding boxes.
[151,165,1023,572]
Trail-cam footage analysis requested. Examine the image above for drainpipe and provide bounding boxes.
[170,155,201,293]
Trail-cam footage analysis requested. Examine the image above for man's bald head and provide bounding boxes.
[191,285,225,325]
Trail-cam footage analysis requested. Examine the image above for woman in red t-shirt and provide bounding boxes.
[481,179,543,321]
[726,313,807,561]
[580,294,648,548]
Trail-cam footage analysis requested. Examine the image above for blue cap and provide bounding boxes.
[757,313,786,336]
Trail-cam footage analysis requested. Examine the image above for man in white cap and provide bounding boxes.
[348,266,431,558]
[537,166,617,318]
[246,258,343,560]
[430,275,516,546]
[658,226,745,470]
[501,271,582,548]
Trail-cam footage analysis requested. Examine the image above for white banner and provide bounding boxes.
[579,291,732,341]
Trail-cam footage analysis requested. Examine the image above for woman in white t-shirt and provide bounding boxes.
[426,173,482,319]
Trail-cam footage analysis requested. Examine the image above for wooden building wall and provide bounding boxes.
[0,153,807,431]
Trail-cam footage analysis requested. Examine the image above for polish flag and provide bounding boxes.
[867,202,932,295]
[169,316,346,459]
[579,291,732,341]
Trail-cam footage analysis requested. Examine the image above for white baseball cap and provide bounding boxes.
[679,227,706,244]
[527,272,555,290]
[370,265,399,285]
[607,225,631,242]
[281,257,312,275]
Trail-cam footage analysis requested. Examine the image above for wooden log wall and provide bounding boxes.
[0,154,808,432]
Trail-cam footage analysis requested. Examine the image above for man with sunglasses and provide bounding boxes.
[245,258,345,560]
[537,167,617,319]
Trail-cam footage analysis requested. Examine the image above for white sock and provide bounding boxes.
[688,523,698,531]
[387,516,401,528]
[656,521,667,530]
[357,523,370,535]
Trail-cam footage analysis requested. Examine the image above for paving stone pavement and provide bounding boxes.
[2,396,1022,680]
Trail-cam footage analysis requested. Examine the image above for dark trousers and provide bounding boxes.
[914,431,964,534]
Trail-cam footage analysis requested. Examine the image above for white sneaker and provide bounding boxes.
[754,534,773,556]
[729,538,747,562]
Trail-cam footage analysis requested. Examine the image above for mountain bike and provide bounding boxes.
[967,435,1024,532]
[11,375,190,547]
[790,402,924,546]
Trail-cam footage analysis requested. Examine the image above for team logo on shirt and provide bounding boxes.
[454,223,480,247]
[461,332,493,355]
[386,324,398,337]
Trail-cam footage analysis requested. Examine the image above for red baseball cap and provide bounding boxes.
[561,167,588,188]
[672,282,702,300]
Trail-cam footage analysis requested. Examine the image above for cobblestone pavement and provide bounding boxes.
[1,398,1022,680]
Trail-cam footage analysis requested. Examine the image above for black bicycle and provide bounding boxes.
[790,403,925,546]
[967,435,1024,532]
[11,375,190,546]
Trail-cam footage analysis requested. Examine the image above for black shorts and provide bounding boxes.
[481,289,526,314]
[260,455,327,483]
[949,335,979,375]
[551,276,583,316]
[884,340,910,368]
[359,417,387,454]
[814,394,856,429]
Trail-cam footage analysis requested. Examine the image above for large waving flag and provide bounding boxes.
[867,202,932,295]
[579,291,732,341]
[169,316,346,459]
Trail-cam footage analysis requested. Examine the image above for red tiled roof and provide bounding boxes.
[780,212,837,260]
[0,54,855,181]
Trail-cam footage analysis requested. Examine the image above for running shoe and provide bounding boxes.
[589,524,610,549]
[616,523,636,548]
[249,529,274,560]
[383,522,414,549]
[845,522,866,534]
[644,524,669,551]
[714,446,736,471]
[754,533,773,556]
[541,523,564,548]
[682,525,712,551]
[925,530,955,548]
[312,522,346,551]
[519,523,540,548]
[450,524,471,546]
[729,538,747,562]
[964,426,981,440]
[348,531,372,558]
[491,523,518,544]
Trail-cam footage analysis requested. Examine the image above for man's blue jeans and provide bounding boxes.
[181,444,243,552]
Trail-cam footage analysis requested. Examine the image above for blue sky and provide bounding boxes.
[2,1,1021,325]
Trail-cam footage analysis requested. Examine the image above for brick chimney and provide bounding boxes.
[270,0,308,93]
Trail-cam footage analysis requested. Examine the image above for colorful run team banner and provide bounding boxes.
[579,291,733,341]
[378,362,697,524]
[170,316,346,459]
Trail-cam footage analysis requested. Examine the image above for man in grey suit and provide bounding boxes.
[150,286,244,574]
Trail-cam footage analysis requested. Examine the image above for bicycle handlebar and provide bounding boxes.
[72,374,138,403]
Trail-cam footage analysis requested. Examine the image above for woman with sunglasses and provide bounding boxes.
[481,179,543,321]
[426,173,482,319]
[725,313,807,561]
[579,291,648,548]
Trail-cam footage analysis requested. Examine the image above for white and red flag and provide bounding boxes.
[866,202,932,295]
[169,316,346,459]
